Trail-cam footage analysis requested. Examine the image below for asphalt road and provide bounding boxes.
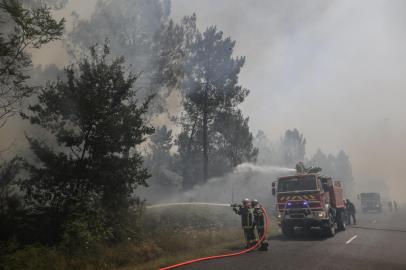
[184,208,406,270]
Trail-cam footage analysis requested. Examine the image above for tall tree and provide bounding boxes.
[281,129,306,167]
[21,45,154,245]
[253,130,273,165]
[334,150,354,195]
[309,149,334,175]
[0,0,64,126]
[178,26,252,189]
[145,125,175,187]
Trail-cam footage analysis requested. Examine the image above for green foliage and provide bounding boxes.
[0,158,26,244]
[0,157,22,212]
[213,110,258,167]
[0,245,67,270]
[0,0,64,124]
[20,44,154,246]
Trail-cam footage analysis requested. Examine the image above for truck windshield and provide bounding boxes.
[278,176,317,192]
[361,193,380,200]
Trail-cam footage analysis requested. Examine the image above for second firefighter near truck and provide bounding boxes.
[251,199,269,251]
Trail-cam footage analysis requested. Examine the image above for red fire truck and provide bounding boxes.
[272,172,346,237]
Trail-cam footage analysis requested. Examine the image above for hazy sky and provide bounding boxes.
[10,0,406,200]
[171,0,406,200]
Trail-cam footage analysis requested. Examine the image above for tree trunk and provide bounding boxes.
[202,83,209,183]
[182,121,197,191]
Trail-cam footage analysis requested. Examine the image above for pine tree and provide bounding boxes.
[21,45,154,245]
[178,26,253,189]
[0,0,64,126]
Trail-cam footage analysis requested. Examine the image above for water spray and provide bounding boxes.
[146,202,230,209]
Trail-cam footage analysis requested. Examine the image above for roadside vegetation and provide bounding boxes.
[1,205,278,270]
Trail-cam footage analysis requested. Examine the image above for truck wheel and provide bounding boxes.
[337,209,346,231]
[281,224,294,237]
[323,213,336,237]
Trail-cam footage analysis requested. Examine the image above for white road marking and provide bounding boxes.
[372,220,377,224]
[346,235,358,244]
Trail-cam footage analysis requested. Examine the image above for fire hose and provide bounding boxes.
[159,206,269,270]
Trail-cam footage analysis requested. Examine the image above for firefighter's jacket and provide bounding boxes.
[347,202,356,214]
[233,206,254,229]
[253,205,265,229]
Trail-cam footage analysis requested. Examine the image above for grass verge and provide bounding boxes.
[126,221,280,270]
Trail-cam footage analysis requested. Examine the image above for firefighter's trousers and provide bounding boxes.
[257,227,268,250]
[243,228,256,246]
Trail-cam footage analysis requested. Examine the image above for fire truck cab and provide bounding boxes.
[272,172,346,237]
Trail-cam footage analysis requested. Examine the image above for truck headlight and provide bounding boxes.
[314,211,326,218]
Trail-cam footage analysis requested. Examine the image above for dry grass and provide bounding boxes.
[125,222,280,270]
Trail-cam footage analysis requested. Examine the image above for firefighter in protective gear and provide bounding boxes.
[346,199,357,225]
[295,162,306,173]
[252,199,268,251]
[232,198,256,248]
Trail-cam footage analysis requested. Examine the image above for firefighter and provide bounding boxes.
[393,201,398,212]
[343,199,348,223]
[346,199,357,225]
[252,199,268,251]
[388,201,393,212]
[295,162,306,174]
[232,198,256,248]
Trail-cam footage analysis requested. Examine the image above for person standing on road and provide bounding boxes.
[252,199,268,251]
[346,199,357,225]
[232,198,256,248]
[388,201,393,212]
[394,201,398,212]
[343,199,348,223]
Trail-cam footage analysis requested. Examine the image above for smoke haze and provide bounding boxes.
[2,0,406,201]
[170,0,406,201]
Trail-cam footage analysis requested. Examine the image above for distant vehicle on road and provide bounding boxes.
[358,192,382,213]
[272,170,346,238]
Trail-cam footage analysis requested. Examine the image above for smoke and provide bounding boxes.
[2,0,406,202]
[171,0,406,201]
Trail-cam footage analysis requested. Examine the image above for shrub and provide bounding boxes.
[1,245,67,270]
